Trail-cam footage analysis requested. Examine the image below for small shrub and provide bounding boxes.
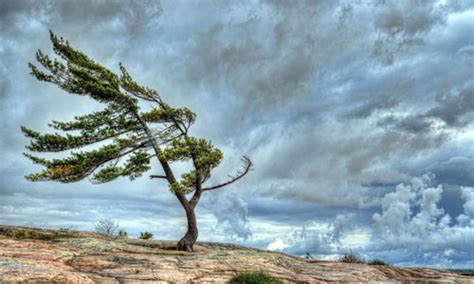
[339,250,366,264]
[94,218,119,237]
[368,259,389,266]
[228,272,283,284]
[139,232,153,240]
[118,229,128,237]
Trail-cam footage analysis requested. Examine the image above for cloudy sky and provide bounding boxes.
[1,0,473,268]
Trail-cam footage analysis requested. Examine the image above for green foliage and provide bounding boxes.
[139,232,154,240]
[160,136,223,193]
[339,250,366,264]
[22,31,211,186]
[228,272,283,284]
[92,150,151,183]
[141,106,195,126]
[368,259,389,266]
[23,143,148,183]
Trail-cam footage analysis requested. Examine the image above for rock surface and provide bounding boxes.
[0,226,471,283]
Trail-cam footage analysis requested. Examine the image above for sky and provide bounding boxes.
[0,0,473,268]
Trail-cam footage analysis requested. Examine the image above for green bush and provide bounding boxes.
[139,231,153,240]
[228,272,283,284]
[368,259,389,266]
[339,250,366,264]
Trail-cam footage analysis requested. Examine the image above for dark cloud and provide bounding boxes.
[377,84,474,135]
[431,156,474,187]
[0,0,40,27]
[343,94,399,119]
[0,0,473,267]
[0,0,162,36]
[425,85,474,127]
[379,115,433,133]
[370,0,448,65]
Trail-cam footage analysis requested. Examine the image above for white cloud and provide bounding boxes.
[263,174,474,267]
[266,214,355,257]
[266,238,288,251]
[369,174,474,267]
[203,191,252,240]
[460,186,474,217]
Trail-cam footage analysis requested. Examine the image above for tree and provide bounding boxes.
[139,232,154,240]
[21,31,253,251]
[94,218,119,237]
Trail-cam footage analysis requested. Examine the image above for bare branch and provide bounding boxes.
[94,218,119,237]
[202,156,253,192]
[150,175,167,179]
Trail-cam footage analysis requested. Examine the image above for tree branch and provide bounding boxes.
[202,156,253,192]
[150,175,167,179]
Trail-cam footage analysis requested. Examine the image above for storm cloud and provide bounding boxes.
[1,0,473,267]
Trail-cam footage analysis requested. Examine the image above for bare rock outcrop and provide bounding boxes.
[0,226,471,283]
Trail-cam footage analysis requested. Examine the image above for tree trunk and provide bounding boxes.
[176,202,198,252]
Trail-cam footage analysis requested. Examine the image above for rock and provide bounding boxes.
[0,226,471,283]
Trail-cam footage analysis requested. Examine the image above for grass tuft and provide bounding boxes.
[228,272,283,284]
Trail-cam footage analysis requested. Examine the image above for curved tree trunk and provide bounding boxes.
[177,202,198,252]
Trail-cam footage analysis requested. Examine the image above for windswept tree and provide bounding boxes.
[21,31,252,251]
